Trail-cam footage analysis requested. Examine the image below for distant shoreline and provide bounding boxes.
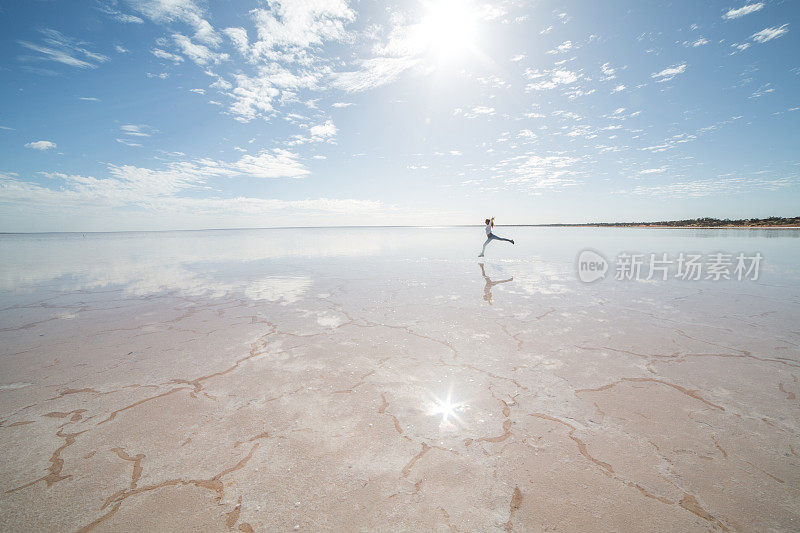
[512,224,800,229]
[513,217,800,228]
[2,226,800,235]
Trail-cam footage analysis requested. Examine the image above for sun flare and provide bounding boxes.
[431,397,456,419]
[415,0,481,60]
[427,386,466,429]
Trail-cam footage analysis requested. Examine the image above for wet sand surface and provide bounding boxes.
[0,228,798,532]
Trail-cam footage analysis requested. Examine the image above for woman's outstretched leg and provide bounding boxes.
[479,237,491,257]
[492,235,515,244]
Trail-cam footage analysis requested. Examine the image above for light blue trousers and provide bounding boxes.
[481,233,513,254]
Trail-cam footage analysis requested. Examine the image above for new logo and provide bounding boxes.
[577,249,608,283]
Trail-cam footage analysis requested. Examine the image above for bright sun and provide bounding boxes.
[415,0,481,60]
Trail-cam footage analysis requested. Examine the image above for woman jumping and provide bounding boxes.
[478,217,515,257]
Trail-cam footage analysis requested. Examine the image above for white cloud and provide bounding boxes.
[730,42,751,53]
[193,19,220,47]
[41,149,310,204]
[222,63,324,121]
[285,126,337,146]
[18,29,109,69]
[611,84,626,94]
[496,154,581,190]
[259,65,319,90]
[625,176,795,198]
[477,75,507,88]
[456,106,495,119]
[309,119,337,139]
[116,138,142,147]
[682,37,709,47]
[172,34,228,65]
[751,24,789,43]
[223,27,250,58]
[115,13,144,23]
[209,75,232,90]
[510,54,525,62]
[249,0,355,56]
[547,40,573,54]
[749,83,774,98]
[25,140,57,151]
[79,97,101,101]
[564,87,596,99]
[152,48,184,63]
[125,0,221,45]
[722,3,764,20]
[639,116,741,153]
[1,173,380,219]
[97,3,144,23]
[120,124,154,137]
[651,62,687,82]
[115,45,129,53]
[0,143,374,224]
[525,68,582,91]
[639,167,665,174]
[226,149,311,179]
[332,56,419,92]
[189,88,205,94]
[332,102,353,108]
[227,73,281,121]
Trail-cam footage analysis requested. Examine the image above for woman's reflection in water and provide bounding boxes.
[479,263,513,305]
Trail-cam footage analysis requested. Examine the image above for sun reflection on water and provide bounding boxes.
[426,385,467,431]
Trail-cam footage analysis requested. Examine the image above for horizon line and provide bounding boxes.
[2,217,798,235]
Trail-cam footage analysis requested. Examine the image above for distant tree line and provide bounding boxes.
[537,216,800,227]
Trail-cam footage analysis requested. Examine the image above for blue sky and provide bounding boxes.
[0,0,797,231]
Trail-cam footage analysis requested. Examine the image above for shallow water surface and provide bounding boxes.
[0,227,798,531]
